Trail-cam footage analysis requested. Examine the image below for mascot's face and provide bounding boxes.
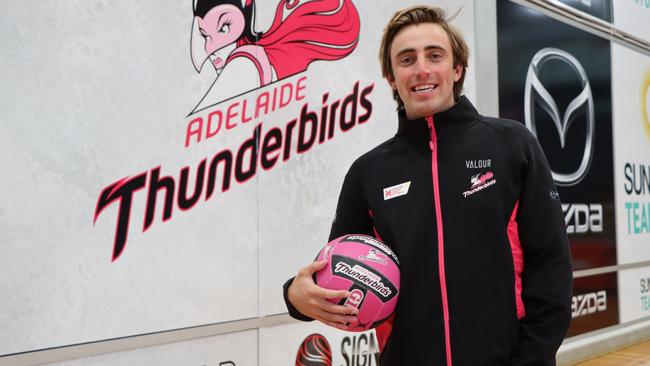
[197,4,245,69]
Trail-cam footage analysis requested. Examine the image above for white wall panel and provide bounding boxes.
[613,0,650,42]
[612,43,650,265]
[45,330,256,366]
[0,1,258,356]
[618,267,650,323]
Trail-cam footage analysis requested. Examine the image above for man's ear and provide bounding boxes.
[453,64,463,82]
[386,75,397,90]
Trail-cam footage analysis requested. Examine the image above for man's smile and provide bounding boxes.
[411,83,439,94]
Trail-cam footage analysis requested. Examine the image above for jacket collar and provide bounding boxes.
[395,96,481,146]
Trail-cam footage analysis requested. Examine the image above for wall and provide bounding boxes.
[1,0,648,365]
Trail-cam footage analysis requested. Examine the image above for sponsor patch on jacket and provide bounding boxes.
[383,181,411,200]
[463,171,496,198]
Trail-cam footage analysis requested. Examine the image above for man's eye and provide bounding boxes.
[400,57,413,64]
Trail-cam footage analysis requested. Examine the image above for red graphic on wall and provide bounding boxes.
[295,333,332,366]
[190,0,361,114]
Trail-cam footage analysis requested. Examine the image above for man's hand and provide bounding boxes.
[287,260,359,330]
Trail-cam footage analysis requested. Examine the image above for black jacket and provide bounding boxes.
[284,96,572,366]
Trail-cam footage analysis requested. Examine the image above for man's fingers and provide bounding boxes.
[319,310,358,325]
[318,300,359,316]
[316,306,359,330]
[313,299,359,321]
[299,260,328,277]
[290,259,361,327]
[309,259,328,272]
[319,287,350,300]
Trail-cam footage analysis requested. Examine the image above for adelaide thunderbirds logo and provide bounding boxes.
[93,0,371,261]
[190,0,360,114]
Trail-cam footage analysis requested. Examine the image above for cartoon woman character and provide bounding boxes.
[190,0,360,113]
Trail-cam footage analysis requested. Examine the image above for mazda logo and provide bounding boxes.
[524,48,595,186]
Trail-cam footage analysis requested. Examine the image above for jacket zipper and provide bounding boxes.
[425,116,453,366]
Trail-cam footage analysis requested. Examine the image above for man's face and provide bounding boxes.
[387,23,462,119]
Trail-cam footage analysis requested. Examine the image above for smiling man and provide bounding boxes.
[385,22,463,119]
[284,6,573,366]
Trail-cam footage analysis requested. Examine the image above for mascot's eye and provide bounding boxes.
[219,23,231,34]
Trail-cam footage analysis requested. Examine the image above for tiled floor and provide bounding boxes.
[574,339,650,365]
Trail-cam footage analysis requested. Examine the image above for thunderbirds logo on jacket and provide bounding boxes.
[463,171,496,198]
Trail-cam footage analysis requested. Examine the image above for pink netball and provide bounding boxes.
[315,234,400,332]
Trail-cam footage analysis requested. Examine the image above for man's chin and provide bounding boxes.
[407,104,440,119]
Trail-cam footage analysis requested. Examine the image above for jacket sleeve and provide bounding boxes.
[328,160,375,241]
[283,161,374,321]
[514,130,573,366]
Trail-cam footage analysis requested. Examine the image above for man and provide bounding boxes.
[283,5,572,365]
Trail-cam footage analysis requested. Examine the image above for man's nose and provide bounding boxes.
[414,58,431,78]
